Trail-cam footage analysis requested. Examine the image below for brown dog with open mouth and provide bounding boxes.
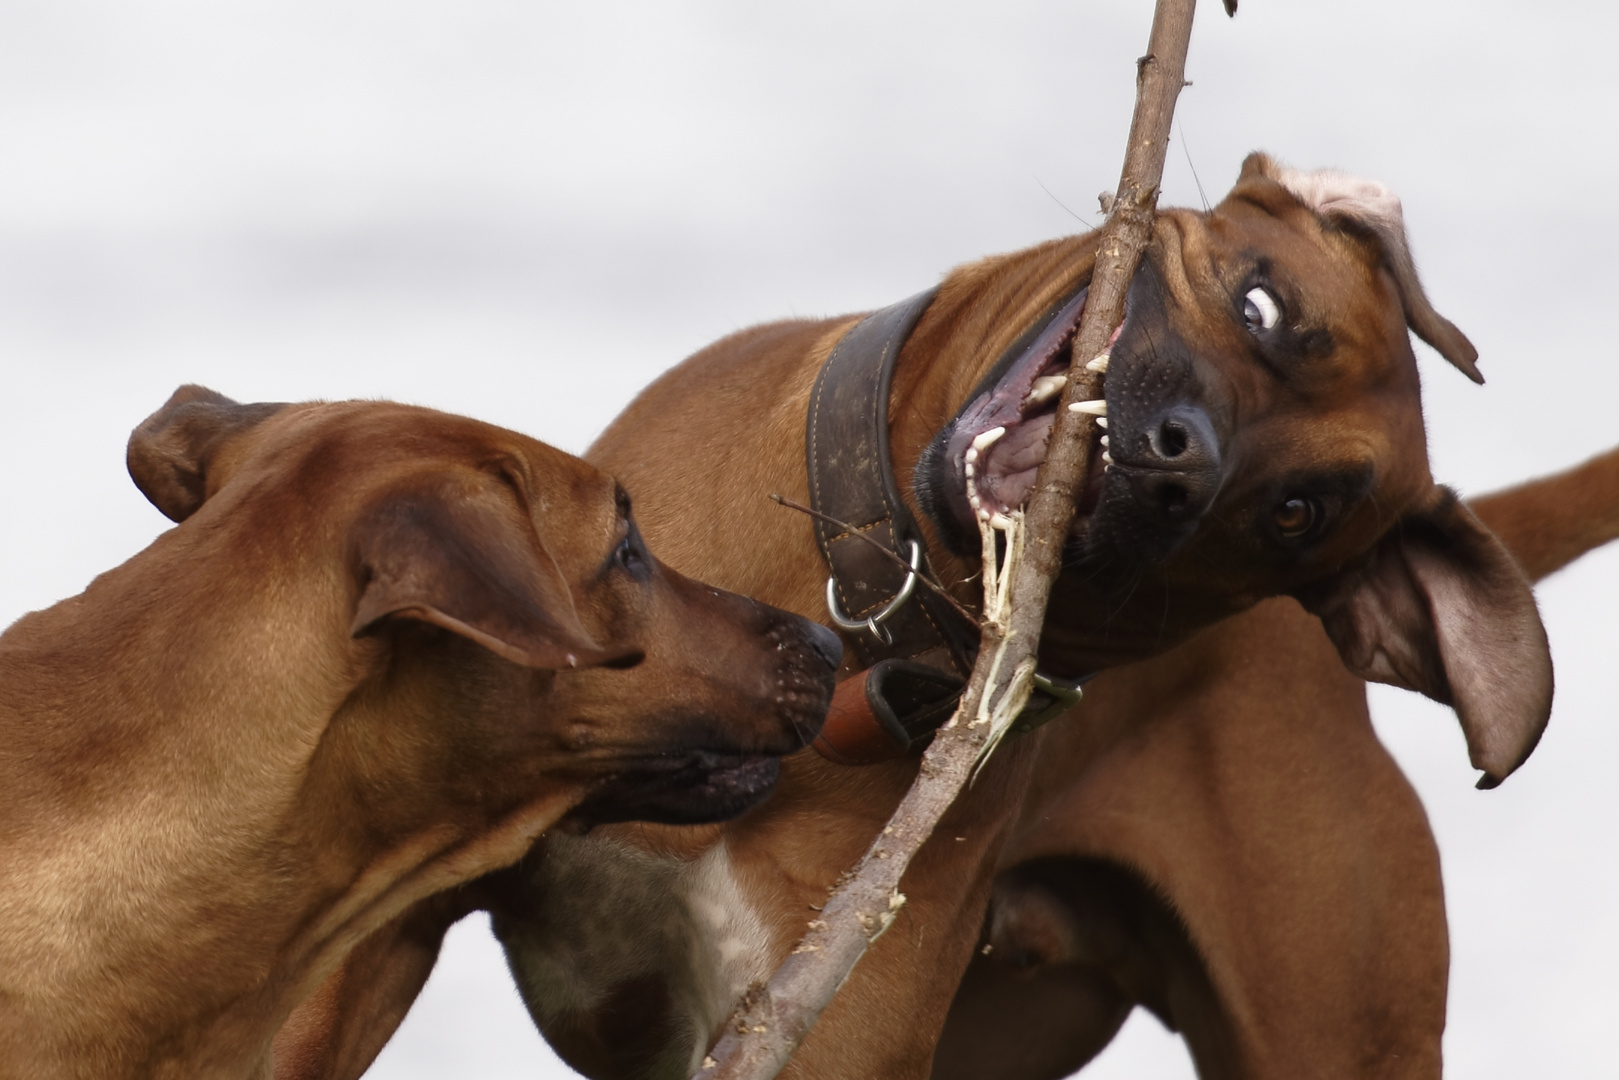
[929,445,1619,1080]
[475,153,1559,1080]
[0,386,837,1080]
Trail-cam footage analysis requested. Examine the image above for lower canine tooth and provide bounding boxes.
[1068,400,1108,417]
[971,426,1007,453]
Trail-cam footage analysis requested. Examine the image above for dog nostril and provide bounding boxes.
[1157,419,1189,459]
[1158,482,1188,515]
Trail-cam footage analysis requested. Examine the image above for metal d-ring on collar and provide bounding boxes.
[824,539,921,645]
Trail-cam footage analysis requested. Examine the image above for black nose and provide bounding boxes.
[1124,405,1223,523]
[803,620,844,672]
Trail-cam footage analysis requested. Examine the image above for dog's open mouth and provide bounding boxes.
[936,290,1111,539]
[565,751,782,828]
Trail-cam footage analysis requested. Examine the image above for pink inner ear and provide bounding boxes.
[1269,163,1407,241]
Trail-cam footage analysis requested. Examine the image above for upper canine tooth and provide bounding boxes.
[1024,375,1068,407]
[1068,400,1108,417]
[1085,351,1110,374]
[971,426,1007,453]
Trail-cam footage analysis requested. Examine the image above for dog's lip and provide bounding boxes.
[563,751,784,828]
[943,291,1111,534]
[607,747,781,773]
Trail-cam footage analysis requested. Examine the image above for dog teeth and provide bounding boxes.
[1099,435,1109,447]
[964,447,979,465]
[1085,351,1110,374]
[1095,417,1107,429]
[1101,450,1114,464]
[1024,375,1068,407]
[971,426,1007,453]
[1068,400,1107,417]
[964,463,975,478]
[989,512,1014,530]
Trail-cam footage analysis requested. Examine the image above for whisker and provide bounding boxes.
[1179,121,1211,213]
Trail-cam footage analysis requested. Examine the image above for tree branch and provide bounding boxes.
[695,4,1201,1076]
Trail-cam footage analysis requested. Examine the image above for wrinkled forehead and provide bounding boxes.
[1170,198,1393,322]
[1153,198,1419,393]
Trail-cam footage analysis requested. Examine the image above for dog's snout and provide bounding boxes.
[1125,406,1223,524]
[802,620,844,673]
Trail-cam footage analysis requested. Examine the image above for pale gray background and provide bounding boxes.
[2,1,1615,1076]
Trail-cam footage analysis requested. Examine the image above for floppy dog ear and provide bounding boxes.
[1240,152,1483,384]
[1295,490,1552,788]
[128,384,288,522]
[349,481,640,672]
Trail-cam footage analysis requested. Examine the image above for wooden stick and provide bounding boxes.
[696,3,1201,1076]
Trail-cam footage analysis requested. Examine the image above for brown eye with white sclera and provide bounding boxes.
[1243,286,1281,332]
[1273,496,1319,540]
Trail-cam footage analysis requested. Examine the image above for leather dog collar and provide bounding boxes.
[805,288,979,679]
[805,291,1085,764]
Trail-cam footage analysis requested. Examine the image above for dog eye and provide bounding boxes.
[1243,286,1281,332]
[1273,496,1319,539]
[615,533,651,578]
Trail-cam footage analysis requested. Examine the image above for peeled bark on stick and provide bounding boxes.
[695,3,1202,1077]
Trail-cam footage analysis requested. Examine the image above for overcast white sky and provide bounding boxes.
[3,2,1616,1077]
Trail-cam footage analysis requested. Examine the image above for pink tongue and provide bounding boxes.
[980,414,1057,512]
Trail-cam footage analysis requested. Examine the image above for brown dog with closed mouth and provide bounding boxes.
[475,153,1558,1080]
[0,386,837,1080]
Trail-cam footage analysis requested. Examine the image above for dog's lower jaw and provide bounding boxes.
[565,755,783,829]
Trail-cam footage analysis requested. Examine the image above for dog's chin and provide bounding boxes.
[564,754,782,829]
